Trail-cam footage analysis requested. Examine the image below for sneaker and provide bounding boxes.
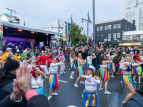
[121,81,122,83]
[58,74,60,76]
[99,88,103,91]
[105,91,111,95]
[80,81,85,84]
[111,75,114,78]
[70,76,74,79]
[134,81,137,83]
[52,92,58,96]
[138,82,141,84]
[74,84,78,87]
[47,96,52,100]
[60,73,63,74]
[109,75,110,78]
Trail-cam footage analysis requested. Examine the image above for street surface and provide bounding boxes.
[43,68,143,107]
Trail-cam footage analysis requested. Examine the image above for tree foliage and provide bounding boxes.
[68,24,87,45]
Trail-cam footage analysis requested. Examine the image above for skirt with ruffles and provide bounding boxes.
[49,73,59,90]
[78,65,87,76]
[122,74,135,88]
[70,61,77,71]
[99,68,109,81]
[82,90,98,107]
[131,66,142,76]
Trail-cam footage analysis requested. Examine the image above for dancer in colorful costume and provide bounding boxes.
[48,57,62,100]
[75,66,100,107]
[122,55,142,105]
[86,53,96,68]
[107,52,115,78]
[31,65,46,96]
[99,54,112,94]
[132,54,142,84]
[70,51,77,79]
[74,53,86,87]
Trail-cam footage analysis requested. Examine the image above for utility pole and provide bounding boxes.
[69,15,73,47]
[82,11,92,44]
[93,0,95,47]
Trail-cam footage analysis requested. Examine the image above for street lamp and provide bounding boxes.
[5,8,15,23]
[13,11,25,26]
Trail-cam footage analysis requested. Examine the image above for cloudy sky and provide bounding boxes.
[0,0,126,36]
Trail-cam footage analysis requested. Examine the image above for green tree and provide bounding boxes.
[69,24,87,45]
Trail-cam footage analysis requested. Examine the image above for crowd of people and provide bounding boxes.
[0,43,143,107]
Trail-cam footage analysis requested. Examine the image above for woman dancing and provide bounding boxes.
[75,65,100,107]
[122,55,142,105]
[70,51,77,79]
[99,54,112,94]
[86,53,96,68]
[31,65,46,96]
[74,53,86,87]
[48,57,62,100]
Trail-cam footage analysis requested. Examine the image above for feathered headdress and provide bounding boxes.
[133,55,141,63]
[113,52,122,65]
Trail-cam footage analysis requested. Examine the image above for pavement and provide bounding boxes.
[43,68,143,107]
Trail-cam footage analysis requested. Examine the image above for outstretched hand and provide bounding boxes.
[16,60,32,93]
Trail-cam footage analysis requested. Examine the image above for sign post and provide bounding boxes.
[91,33,94,42]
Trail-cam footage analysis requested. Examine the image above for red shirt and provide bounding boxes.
[65,50,69,55]
[47,59,52,67]
[39,55,47,65]
[35,56,39,65]
[47,55,50,60]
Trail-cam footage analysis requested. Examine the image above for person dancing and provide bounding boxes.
[74,53,86,87]
[122,55,142,105]
[70,51,77,79]
[99,54,112,94]
[76,66,100,107]
[48,57,62,100]
[86,53,96,68]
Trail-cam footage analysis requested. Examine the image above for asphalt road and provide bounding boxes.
[43,68,143,107]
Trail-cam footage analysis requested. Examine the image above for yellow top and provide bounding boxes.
[3,53,8,64]
[0,55,4,65]
[14,55,21,63]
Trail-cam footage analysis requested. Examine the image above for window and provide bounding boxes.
[104,39,107,42]
[100,26,103,31]
[117,24,121,28]
[126,25,128,30]
[127,35,130,40]
[113,24,117,29]
[128,26,130,30]
[108,25,111,30]
[101,34,103,39]
[97,34,100,39]
[117,33,121,38]
[108,34,111,39]
[123,36,126,40]
[113,33,116,38]
[105,26,107,30]
[142,23,143,27]
[97,27,99,31]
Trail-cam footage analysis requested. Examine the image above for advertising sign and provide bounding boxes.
[63,36,67,41]
[1,14,20,24]
[4,37,29,42]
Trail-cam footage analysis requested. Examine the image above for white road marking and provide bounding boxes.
[67,106,77,107]
[59,80,68,83]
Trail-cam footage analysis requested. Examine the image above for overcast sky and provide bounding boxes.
[0,0,126,36]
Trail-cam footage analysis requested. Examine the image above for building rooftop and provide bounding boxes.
[95,18,124,25]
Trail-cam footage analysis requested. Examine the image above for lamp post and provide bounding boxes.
[92,0,95,47]
[13,11,25,26]
[5,8,15,23]
[81,11,92,44]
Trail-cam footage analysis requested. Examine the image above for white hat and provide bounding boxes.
[86,65,96,71]
[7,48,12,51]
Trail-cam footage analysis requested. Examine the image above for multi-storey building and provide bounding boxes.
[95,18,136,45]
[123,0,143,30]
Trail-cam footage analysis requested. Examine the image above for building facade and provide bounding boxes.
[119,30,143,46]
[95,18,136,45]
[41,19,71,44]
[123,0,143,30]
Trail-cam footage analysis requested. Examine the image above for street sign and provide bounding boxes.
[91,33,94,41]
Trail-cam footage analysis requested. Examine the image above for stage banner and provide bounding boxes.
[4,37,29,42]
[0,26,3,41]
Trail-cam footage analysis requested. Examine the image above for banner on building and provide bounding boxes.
[4,37,30,42]
[62,36,67,41]
[0,26,3,41]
